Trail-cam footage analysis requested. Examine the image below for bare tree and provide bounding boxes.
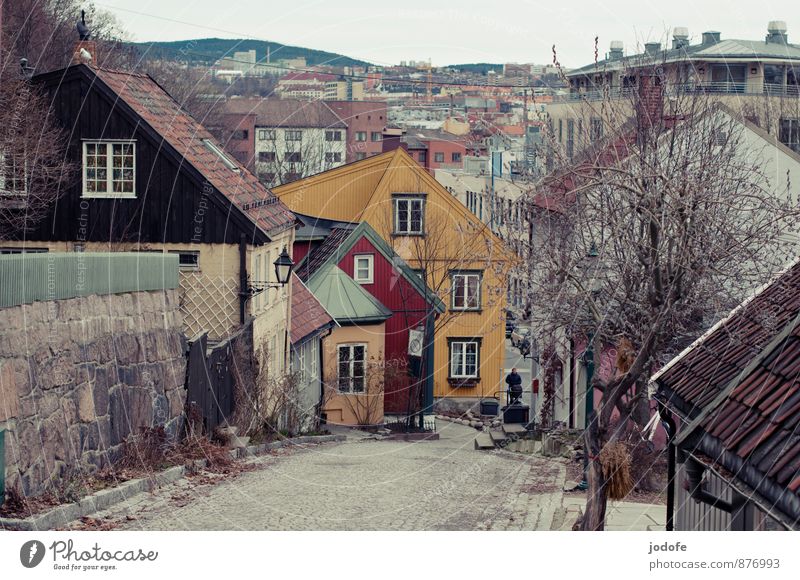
[528,56,800,530]
[0,50,75,238]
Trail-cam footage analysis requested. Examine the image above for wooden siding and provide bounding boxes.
[25,71,262,246]
[337,236,430,414]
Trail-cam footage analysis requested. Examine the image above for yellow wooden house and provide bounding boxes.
[273,148,516,413]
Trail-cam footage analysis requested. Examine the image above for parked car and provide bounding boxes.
[510,326,531,347]
[505,313,516,338]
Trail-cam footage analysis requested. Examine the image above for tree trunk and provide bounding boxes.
[581,411,608,530]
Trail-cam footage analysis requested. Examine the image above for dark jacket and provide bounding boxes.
[505,372,522,388]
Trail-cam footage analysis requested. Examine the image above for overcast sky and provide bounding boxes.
[98,0,796,67]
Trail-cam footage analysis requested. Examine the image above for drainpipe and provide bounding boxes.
[657,401,677,531]
[239,234,248,325]
[568,338,576,429]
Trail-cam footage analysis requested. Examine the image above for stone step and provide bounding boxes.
[230,436,250,449]
[502,423,527,437]
[489,430,509,444]
[474,433,495,450]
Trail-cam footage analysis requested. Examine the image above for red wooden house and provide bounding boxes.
[294,218,445,417]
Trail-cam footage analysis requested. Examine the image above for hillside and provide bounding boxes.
[130,38,370,68]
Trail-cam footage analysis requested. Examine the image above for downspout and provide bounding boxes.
[316,326,334,426]
[568,338,576,429]
[657,401,677,531]
[238,234,248,325]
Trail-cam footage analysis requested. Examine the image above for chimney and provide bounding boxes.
[637,71,664,130]
[608,41,624,61]
[644,42,662,56]
[71,10,96,66]
[672,27,690,49]
[701,31,721,46]
[766,20,788,44]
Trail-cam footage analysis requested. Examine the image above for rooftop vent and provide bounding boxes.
[701,31,721,46]
[644,42,662,56]
[203,139,240,173]
[766,20,788,44]
[608,40,624,60]
[672,27,690,49]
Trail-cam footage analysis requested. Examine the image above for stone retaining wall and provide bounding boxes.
[0,289,186,496]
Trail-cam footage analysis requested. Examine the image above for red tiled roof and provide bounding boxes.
[91,67,295,235]
[655,259,800,503]
[290,273,334,344]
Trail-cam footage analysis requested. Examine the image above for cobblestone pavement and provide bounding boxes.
[101,421,566,531]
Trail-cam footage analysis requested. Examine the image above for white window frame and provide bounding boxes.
[168,250,200,271]
[355,131,367,142]
[325,130,342,142]
[285,130,303,141]
[258,129,276,140]
[353,254,374,284]
[393,196,425,235]
[82,140,136,198]
[450,340,479,378]
[337,343,367,393]
[451,271,482,310]
[0,152,28,196]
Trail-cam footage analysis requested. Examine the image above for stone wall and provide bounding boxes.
[0,289,186,496]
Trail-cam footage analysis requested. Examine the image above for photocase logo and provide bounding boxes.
[20,540,46,568]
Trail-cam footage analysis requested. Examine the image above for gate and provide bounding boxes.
[186,332,235,432]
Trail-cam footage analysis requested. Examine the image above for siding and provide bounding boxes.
[0,252,178,308]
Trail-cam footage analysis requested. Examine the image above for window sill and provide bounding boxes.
[447,377,480,387]
[450,308,482,314]
[81,193,137,199]
[391,232,425,238]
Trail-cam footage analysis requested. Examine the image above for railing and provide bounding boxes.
[552,82,800,103]
[0,252,179,308]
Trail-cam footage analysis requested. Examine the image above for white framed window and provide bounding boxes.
[258,129,276,140]
[451,271,481,310]
[325,152,342,163]
[393,196,425,235]
[325,130,342,141]
[353,254,374,284]
[370,131,382,142]
[169,250,199,271]
[82,141,136,198]
[0,152,27,196]
[338,343,366,393]
[449,340,479,378]
[355,131,367,142]
[285,130,303,141]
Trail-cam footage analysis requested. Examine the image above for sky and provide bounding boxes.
[97,0,797,68]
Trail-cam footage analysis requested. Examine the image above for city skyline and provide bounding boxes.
[101,0,799,68]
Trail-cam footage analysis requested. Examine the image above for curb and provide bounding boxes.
[0,433,346,531]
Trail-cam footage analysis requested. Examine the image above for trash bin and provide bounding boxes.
[0,429,5,507]
[480,398,500,416]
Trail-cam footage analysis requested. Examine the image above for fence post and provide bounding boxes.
[0,429,5,506]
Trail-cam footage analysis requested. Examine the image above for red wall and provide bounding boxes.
[337,237,431,414]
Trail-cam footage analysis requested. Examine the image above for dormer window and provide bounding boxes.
[82,141,135,198]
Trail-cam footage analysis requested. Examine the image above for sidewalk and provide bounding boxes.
[557,495,666,531]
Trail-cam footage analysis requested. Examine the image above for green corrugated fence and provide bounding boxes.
[0,252,179,308]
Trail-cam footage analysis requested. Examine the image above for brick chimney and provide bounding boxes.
[636,71,664,130]
[71,40,97,66]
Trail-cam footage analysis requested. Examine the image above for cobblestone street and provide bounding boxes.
[102,421,566,531]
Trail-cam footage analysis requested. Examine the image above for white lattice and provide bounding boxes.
[179,273,240,340]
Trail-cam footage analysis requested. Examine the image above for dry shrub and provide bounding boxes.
[599,441,634,500]
[118,426,170,470]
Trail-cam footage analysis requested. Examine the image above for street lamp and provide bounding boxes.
[577,243,600,490]
[247,246,294,296]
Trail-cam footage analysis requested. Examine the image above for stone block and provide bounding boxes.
[76,382,96,422]
[93,378,110,417]
[110,387,153,446]
[113,334,141,365]
[86,417,111,451]
[0,361,20,421]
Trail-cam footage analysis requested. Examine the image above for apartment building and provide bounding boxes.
[326,101,388,161]
[546,21,800,159]
[222,99,348,186]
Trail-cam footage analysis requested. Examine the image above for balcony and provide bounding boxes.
[553,82,800,103]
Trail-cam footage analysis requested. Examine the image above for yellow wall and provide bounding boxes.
[322,323,385,426]
[275,149,514,401]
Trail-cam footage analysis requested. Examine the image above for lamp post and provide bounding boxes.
[577,242,599,490]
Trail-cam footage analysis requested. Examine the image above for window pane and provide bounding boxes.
[410,200,422,231]
[397,200,408,231]
[453,276,465,307]
[467,275,480,308]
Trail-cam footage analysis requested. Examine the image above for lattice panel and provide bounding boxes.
[179,273,240,340]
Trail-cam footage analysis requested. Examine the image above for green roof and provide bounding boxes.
[305,263,392,325]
